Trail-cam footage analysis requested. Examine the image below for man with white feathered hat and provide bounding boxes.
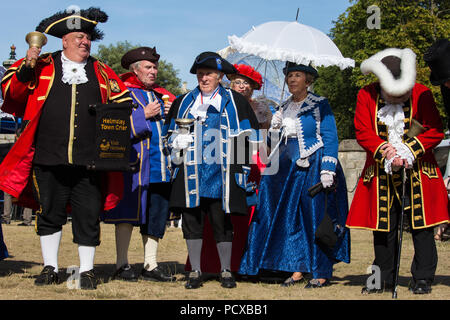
[346,48,450,295]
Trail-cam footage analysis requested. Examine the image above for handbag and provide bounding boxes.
[314,193,338,250]
[87,102,133,171]
[309,179,341,250]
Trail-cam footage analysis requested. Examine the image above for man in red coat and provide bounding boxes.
[0,7,132,290]
[346,48,449,294]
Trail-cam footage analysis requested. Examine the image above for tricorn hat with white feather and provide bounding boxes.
[360,48,416,96]
[35,7,108,41]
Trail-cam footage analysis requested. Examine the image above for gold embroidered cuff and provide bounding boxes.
[405,137,424,159]
[373,142,387,164]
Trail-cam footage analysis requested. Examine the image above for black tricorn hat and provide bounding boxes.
[283,61,318,78]
[424,39,450,86]
[36,7,108,41]
[121,47,160,70]
[190,51,236,74]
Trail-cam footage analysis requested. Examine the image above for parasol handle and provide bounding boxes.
[279,77,287,107]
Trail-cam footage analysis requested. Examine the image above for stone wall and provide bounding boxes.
[338,140,365,205]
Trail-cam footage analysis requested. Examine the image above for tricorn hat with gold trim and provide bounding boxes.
[36,7,108,41]
[190,52,236,74]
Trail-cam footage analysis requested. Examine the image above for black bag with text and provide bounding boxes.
[88,102,132,171]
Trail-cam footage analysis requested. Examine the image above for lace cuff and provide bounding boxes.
[384,143,415,175]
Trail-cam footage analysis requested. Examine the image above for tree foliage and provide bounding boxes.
[314,0,450,140]
[94,41,183,96]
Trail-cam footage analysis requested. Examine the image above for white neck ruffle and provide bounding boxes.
[377,103,414,174]
[189,88,222,121]
[61,52,88,85]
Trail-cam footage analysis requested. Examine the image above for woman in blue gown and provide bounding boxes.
[0,222,8,261]
[238,62,350,288]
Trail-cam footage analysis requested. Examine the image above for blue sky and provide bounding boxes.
[0,0,352,89]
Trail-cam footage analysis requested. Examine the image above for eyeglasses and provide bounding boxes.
[233,80,250,86]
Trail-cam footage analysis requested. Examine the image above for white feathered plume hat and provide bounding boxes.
[360,48,417,96]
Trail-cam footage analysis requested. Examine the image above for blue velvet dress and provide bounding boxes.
[239,94,350,280]
[0,223,8,261]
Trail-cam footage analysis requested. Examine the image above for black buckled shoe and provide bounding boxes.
[280,276,305,287]
[80,269,98,290]
[409,280,432,294]
[185,270,203,289]
[304,278,331,289]
[141,266,175,282]
[219,269,237,289]
[113,264,138,282]
[34,265,59,286]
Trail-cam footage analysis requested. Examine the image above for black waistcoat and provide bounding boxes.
[33,51,102,166]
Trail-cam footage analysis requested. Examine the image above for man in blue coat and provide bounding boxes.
[103,47,176,282]
[162,52,260,289]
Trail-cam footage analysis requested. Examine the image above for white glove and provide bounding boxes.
[282,117,297,136]
[384,142,414,174]
[172,134,193,150]
[320,171,335,188]
[270,111,283,129]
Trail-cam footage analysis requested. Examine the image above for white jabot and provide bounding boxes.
[283,98,306,120]
[377,103,415,174]
[282,98,306,137]
[189,87,222,121]
[61,52,88,85]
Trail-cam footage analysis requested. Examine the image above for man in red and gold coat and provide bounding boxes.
[346,48,449,295]
[0,7,132,290]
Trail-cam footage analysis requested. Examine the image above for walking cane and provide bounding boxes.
[392,166,408,299]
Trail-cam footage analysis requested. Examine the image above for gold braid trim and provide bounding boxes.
[405,137,425,159]
[96,61,111,101]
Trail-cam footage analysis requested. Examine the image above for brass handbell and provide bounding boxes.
[175,118,195,135]
[175,118,195,126]
[25,31,47,68]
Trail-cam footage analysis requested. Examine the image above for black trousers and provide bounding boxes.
[32,165,102,246]
[181,198,234,242]
[372,197,437,286]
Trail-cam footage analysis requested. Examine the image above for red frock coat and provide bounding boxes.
[0,53,132,211]
[346,82,450,231]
